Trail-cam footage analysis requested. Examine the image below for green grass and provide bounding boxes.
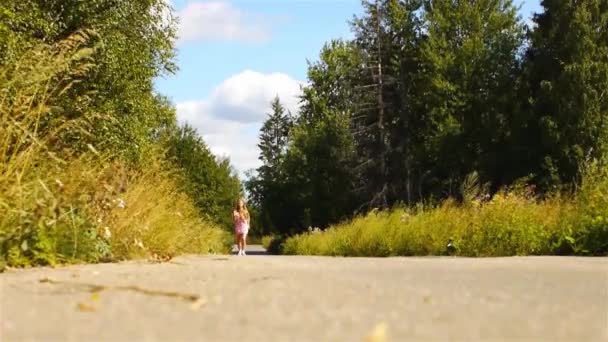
[0,31,230,267]
[282,167,608,257]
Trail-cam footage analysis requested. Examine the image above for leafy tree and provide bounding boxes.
[419,0,524,196]
[166,124,241,230]
[276,41,362,231]
[246,0,608,235]
[0,0,178,160]
[523,0,608,189]
[283,111,357,230]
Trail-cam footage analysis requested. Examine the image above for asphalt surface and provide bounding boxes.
[1,246,607,341]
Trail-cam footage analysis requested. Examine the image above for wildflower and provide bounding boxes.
[117,198,126,209]
[133,238,144,249]
[103,227,111,239]
[492,194,503,203]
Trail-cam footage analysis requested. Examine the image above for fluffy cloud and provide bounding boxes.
[176,70,303,177]
[177,1,274,45]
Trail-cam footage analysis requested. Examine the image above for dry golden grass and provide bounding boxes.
[0,31,230,267]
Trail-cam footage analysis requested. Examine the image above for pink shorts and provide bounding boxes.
[235,222,249,235]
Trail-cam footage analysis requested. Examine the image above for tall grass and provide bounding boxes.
[0,31,230,267]
[283,169,608,257]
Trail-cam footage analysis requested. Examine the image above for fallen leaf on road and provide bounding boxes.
[190,297,207,311]
[365,322,388,342]
[76,302,96,312]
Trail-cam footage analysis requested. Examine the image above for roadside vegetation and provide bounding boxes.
[0,1,238,268]
[282,166,608,257]
[247,1,608,257]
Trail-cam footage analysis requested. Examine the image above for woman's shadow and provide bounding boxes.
[232,245,267,256]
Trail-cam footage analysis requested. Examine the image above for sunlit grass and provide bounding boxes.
[0,30,230,267]
[283,174,607,257]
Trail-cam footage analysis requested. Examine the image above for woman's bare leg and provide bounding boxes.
[235,233,240,254]
[243,234,247,254]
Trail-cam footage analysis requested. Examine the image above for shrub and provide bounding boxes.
[282,180,607,257]
[564,161,608,255]
[0,32,230,267]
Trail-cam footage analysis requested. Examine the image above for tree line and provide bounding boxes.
[247,0,608,235]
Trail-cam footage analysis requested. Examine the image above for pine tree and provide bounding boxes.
[258,96,293,170]
[350,0,392,210]
[246,96,294,233]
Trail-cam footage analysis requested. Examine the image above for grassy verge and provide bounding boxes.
[0,31,230,268]
[282,166,608,257]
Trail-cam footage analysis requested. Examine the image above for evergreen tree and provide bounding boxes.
[523,0,608,189]
[246,97,294,233]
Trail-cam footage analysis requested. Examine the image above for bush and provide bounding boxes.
[283,172,607,257]
[105,157,231,260]
[0,33,230,267]
[563,161,608,255]
[264,235,288,255]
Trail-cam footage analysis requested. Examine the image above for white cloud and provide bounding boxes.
[209,70,303,123]
[176,70,303,178]
[177,1,275,45]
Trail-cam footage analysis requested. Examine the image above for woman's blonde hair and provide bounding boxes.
[235,197,250,220]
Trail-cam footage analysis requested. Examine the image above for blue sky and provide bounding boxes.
[155,0,542,178]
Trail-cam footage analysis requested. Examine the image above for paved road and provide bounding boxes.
[1,246,607,341]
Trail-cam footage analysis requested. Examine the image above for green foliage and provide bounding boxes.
[166,124,241,230]
[283,109,358,229]
[251,0,608,240]
[523,0,608,188]
[246,97,295,233]
[419,0,525,193]
[282,184,606,257]
[564,160,608,254]
[0,0,178,161]
[283,161,608,257]
[262,235,288,255]
[0,3,233,267]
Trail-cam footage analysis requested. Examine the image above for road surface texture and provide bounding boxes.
[1,246,607,341]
